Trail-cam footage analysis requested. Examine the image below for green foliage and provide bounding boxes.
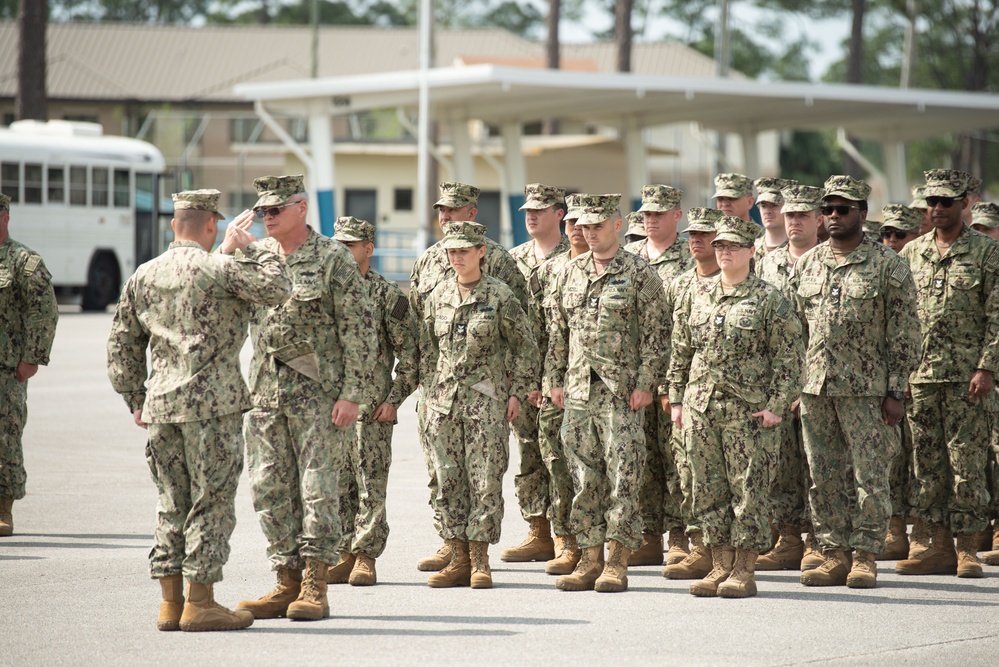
[778,130,843,187]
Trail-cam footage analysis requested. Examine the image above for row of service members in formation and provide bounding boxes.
[1,166,997,632]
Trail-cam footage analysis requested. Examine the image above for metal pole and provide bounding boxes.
[311,0,319,78]
[714,0,730,176]
[416,0,432,250]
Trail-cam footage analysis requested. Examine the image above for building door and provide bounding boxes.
[344,188,377,225]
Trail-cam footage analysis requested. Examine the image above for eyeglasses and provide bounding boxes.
[880,229,911,240]
[819,204,862,216]
[712,243,752,253]
[254,202,299,219]
[925,196,964,208]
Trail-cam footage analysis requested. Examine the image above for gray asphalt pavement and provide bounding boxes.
[2,311,998,666]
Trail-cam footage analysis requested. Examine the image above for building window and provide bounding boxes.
[394,188,413,211]
[64,113,99,124]
[229,191,258,211]
[230,117,260,143]
[287,117,308,142]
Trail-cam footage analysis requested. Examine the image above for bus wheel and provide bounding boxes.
[82,254,120,311]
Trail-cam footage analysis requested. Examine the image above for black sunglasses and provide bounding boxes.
[819,204,862,216]
[925,196,964,208]
[880,229,910,240]
[254,202,298,219]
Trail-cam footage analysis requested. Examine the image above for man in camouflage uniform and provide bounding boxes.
[234,175,378,622]
[792,176,920,589]
[0,192,58,538]
[327,217,418,587]
[752,177,797,264]
[108,190,291,632]
[896,169,999,579]
[547,194,670,593]
[409,181,529,572]
[911,186,933,237]
[625,211,647,245]
[423,221,540,589]
[754,185,825,571]
[971,202,999,242]
[961,176,983,228]
[624,184,693,566]
[713,173,756,223]
[669,214,804,598]
[502,184,569,565]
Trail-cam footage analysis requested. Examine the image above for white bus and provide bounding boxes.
[0,119,166,310]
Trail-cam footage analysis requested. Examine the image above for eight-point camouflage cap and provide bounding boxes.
[636,184,683,212]
[823,175,871,202]
[924,169,971,198]
[0,192,10,211]
[253,174,304,208]
[780,185,824,213]
[755,177,798,205]
[863,219,883,234]
[971,202,999,229]
[441,220,486,248]
[880,205,922,232]
[333,216,376,243]
[519,183,566,210]
[909,186,928,209]
[564,193,583,222]
[967,176,982,195]
[434,181,480,209]
[712,173,753,199]
[626,211,647,237]
[575,194,622,226]
[172,188,226,220]
[686,207,723,233]
[713,214,762,246]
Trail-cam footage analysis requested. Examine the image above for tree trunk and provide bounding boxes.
[843,0,866,177]
[17,0,47,122]
[615,0,633,73]
[543,0,561,135]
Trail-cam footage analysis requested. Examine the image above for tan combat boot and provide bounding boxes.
[327,551,356,584]
[500,516,555,562]
[718,548,758,598]
[236,568,302,619]
[877,516,909,561]
[800,549,851,586]
[428,540,471,588]
[689,544,735,597]
[0,497,12,537]
[556,545,604,591]
[801,532,824,571]
[594,540,631,593]
[665,529,690,566]
[756,529,803,571]
[629,533,663,567]
[975,524,993,552]
[417,540,452,572]
[287,560,330,620]
[956,533,984,578]
[908,518,931,558]
[179,582,253,632]
[663,531,712,580]
[982,528,999,566]
[470,541,493,589]
[545,534,581,575]
[896,523,957,575]
[846,550,877,588]
[157,574,184,631]
[348,553,376,586]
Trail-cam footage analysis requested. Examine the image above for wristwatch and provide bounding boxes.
[886,391,905,401]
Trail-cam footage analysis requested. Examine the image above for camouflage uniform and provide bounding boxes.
[792,177,921,554]
[107,189,292,582]
[624,185,693,539]
[900,171,999,536]
[332,218,418,559]
[669,215,804,552]
[409,182,529,539]
[752,177,797,265]
[625,212,647,240]
[0,192,58,504]
[547,195,670,551]
[244,177,378,571]
[423,222,539,544]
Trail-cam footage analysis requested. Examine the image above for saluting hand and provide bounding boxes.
[219,210,257,254]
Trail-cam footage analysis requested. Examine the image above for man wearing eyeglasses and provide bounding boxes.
[896,169,999,579]
[792,175,920,589]
[230,175,379,622]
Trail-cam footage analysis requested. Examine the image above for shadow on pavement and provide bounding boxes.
[246,626,519,637]
[341,614,587,626]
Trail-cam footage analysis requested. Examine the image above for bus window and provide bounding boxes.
[1,163,19,203]
[114,169,130,208]
[48,166,65,204]
[92,167,109,207]
[69,166,87,205]
[24,163,42,204]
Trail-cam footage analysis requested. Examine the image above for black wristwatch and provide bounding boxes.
[886,391,905,401]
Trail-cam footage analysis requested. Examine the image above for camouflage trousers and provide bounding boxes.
[637,401,684,535]
[770,414,810,531]
[538,398,574,536]
[510,400,551,521]
[684,393,776,552]
[888,412,913,519]
[800,393,896,553]
[561,381,646,552]
[907,382,991,535]
[336,409,393,558]
[426,387,509,544]
[145,413,243,583]
[417,391,444,538]
[671,421,698,533]
[0,369,27,499]
[244,401,348,569]
[990,403,999,518]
